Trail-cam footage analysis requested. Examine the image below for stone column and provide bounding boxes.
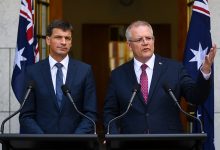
[0,0,20,135]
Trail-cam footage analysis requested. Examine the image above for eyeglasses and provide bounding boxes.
[129,36,154,43]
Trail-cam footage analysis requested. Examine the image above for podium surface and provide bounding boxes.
[0,134,98,150]
[105,133,207,150]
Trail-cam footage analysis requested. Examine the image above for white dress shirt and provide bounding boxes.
[133,54,210,93]
[134,54,155,92]
[49,55,69,93]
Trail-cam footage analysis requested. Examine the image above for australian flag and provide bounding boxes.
[11,0,39,103]
[183,0,214,150]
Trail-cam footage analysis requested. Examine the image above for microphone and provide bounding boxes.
[61,85,97,134]
[163,83,204,133]
[107,84,140,134]
[1,81,35,134]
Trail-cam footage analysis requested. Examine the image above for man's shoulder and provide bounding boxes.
[155,55,182,67]
[27,58,48,70]
[69,58,91,68]
[111,59,133,74]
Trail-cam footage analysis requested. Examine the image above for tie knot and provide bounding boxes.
[141,64,147,71]
[55,63,63,69]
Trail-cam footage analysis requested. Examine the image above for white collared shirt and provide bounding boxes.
[49,55,69,93]
[134,54,155,92]
[133,54,210,93]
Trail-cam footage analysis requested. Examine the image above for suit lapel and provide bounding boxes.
[59,59,77,111]
[41,58,60,110]
[126,60,138,87]
[147,55,167,104]
[65,59,76,87]
[125,60,146,105]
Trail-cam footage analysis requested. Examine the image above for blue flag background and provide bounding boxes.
[183,0,214,150]
[11,0,39,103]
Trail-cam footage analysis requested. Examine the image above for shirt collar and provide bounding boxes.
[134,54,155,71]
[49,55,69,70]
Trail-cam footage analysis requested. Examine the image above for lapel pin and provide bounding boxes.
[159,62,162,65]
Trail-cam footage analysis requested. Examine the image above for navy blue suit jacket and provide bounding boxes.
[19,57,97,134]
[104,55,211,134]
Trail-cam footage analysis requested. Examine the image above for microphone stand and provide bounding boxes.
[167,88,204,133]
[107,88,139,134]
[1,108,21,134]
[61,85,97,134]
[1,84,33,134]
[66,93,97,134]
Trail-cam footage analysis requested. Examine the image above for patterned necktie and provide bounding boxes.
[55,63,63,108]
[140,64,148,103]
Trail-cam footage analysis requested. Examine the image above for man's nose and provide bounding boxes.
[60,37,66,44]
[142,38,148,44]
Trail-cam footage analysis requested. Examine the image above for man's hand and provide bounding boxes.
[201,44,217,74]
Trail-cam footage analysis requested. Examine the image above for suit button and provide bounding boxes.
[146,113,149,117]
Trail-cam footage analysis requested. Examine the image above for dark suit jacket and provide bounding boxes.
[104,55,211,134]
[19,57,97,134]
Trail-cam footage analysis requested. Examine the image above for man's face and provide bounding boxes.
[46,28,72,60]
[127,25,155,63]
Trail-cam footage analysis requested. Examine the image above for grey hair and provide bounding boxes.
[125,20,154,41]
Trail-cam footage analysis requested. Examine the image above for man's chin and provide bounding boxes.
[57,52,68,57]
[58,50,69,54]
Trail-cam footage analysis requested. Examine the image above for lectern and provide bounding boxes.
[0,134,98,150]
[105,133,207,150]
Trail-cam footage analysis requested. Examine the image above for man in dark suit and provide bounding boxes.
[19,20,97,134]
[104,20,216,134]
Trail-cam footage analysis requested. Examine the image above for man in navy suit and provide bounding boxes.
[19,20,97,134]
[104,20,216,134]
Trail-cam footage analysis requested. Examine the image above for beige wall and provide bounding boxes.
[0,0,20,136]
[63,0,178,60]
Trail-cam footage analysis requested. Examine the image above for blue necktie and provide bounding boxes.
[55,63,63,108]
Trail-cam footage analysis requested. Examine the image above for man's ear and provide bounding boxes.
[46,36,50,46]
[127,41,132,50]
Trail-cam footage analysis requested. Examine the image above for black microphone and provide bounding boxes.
[107,84,140,134]
[163,83,204,133]
[61,85,97,134]
[1,81,35,134]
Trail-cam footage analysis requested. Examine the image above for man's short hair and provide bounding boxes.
[46,20,73,36]
[125,20,153,41]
